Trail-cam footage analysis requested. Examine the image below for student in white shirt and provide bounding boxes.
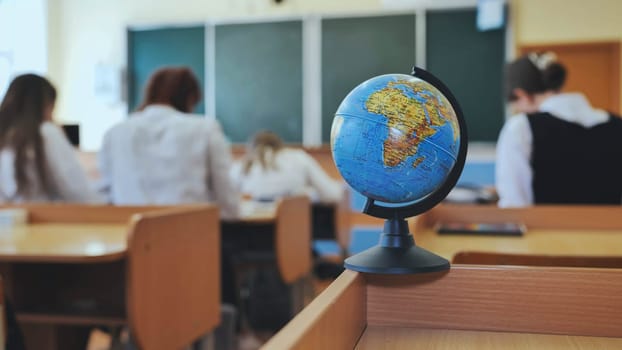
[496,52,622,207]
[0,74,99,203]
[231,130,343,203]
[99,67,239,219]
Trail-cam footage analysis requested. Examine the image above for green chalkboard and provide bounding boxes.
[426,9,505,142]
[321,15,416,142]
[215,21,303,143]
[127,26,205,113]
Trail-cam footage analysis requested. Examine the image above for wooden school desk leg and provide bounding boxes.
[290,275,312,315]
[290,278,303,315]
[300,274,315,309]
[109,326,123,350]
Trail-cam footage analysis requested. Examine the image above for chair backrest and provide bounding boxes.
[275,196,312,283]
[126,206,220,350]
[310,187,351,252]
[453,251,622,268]
[335,186,351,251]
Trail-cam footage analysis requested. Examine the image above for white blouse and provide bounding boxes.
[230,148,344,203]
[0,122,100,203]
[99,105,239,219]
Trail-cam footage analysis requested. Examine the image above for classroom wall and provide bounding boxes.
[47,0,382,150]
[0,0,47,96]
[512,0,622,44]
[48,0,622,150]
[511,0,622,112]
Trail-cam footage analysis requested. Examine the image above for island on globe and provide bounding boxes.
[331,73,460,203]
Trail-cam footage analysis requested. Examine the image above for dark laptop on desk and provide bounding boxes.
[62,124,80,147]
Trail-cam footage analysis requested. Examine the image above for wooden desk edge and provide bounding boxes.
[229,217,275,225]
[0,251,127,264]
[267,265,622,349]
[366,265,622,338]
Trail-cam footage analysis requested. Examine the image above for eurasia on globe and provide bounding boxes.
[331,74,460,203]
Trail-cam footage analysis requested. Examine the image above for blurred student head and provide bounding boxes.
[0,74,57,195]
[243,130,284,174]
[139,66,201,113]
[504,52,567,114]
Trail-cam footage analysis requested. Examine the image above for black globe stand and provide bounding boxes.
[344,202,450,274]
[344,217,449,274]
[343,66,469,275]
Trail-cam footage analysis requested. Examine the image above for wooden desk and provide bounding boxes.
[0,205,220,350]
[239,200,277,223]
[412,204,622,261]
[0,223,127,263]
[263,266,622,349]
[356,327,622,349]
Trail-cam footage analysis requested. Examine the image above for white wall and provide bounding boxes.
[50,0,487,150]
[0,0,48,97]
[511,0,622,44]
[47,0,622,150]
[511,0,622,113]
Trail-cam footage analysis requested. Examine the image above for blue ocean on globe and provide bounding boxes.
[331,73,460,203]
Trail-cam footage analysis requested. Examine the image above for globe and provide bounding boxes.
[331,73,461,204]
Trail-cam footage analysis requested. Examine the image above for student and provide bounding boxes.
[0,74,99,203]
[99,67,239,218]
[231,130,343,203]
[496,52,622,207]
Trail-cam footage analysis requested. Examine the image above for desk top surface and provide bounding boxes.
[237,201,277,223]
[356,327,622,349]
[0,203,277,263]
[415,227,622,260]
[0,223,128,263]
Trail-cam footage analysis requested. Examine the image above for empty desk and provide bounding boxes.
[412,204,622,260]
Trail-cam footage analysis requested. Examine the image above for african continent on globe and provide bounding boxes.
[331,74,460,203]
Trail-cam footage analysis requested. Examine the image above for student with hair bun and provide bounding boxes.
[496,52,622,207]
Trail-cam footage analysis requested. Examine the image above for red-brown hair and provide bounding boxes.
[138,66,201,113]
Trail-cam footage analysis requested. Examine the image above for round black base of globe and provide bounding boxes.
[344,244,449,274]
[344,218,449,274]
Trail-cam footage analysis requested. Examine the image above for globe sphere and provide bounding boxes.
[331,74,461,203]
